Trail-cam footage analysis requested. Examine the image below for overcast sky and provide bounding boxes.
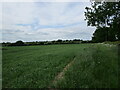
[1,0,96,42]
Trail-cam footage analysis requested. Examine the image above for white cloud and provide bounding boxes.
[1,0,90,3]
[2,3,35,25]
[1,2,95,42]
[33,3,78,25]
[0,3,2,42]
[2,24,95,42]
[2,2,89,26]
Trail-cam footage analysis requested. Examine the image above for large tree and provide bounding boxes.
[85,0,120,42]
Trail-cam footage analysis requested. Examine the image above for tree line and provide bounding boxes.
[2,39,92,46]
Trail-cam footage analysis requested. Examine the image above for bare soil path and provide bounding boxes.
[48,56,76,88]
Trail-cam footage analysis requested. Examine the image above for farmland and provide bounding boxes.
[2,44,118,88]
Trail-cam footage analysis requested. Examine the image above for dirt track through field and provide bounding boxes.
[48,56,76,88]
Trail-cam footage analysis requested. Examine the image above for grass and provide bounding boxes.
[103,41,120,45]
[53,44,118,88]
[2,44,118,88]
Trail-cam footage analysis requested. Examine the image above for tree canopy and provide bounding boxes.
[85,0,120,42]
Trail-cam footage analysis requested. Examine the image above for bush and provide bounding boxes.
[9,40,25,46]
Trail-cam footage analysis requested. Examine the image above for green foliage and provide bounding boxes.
[15,40,25,46]
[92,27,116,42]
[85,1,120,42]
[2,39,85,46]
[6,40,26,46]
